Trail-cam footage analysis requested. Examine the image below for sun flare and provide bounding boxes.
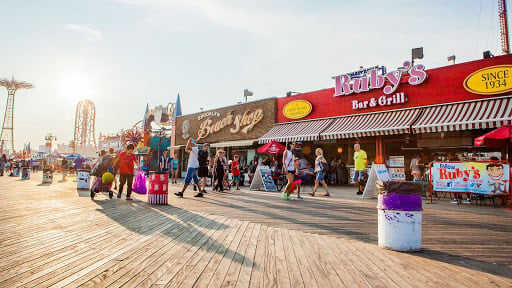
[58,74,91,101]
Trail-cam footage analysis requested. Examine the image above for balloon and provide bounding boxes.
[102,172,114,184]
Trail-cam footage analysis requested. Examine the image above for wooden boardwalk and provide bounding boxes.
[0,173,511,287]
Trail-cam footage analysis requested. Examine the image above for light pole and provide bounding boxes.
[447,55,456,65]
[45,133,57,161]
[243,89,253,103]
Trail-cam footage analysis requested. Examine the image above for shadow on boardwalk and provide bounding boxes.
[91,198,253,267]
[183,189,512,279]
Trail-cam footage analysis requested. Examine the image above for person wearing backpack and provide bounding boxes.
[309,148,330,197]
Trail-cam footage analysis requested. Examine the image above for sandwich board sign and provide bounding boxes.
[249,165,278,192]
[362,164,390,198]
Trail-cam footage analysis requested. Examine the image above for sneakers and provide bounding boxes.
[126,197,133,201]
[356,190,363,195]
[174,192,183,198]
[193,186,197,191]
[117,193,121,199]
[463,198,472,204]
[286,196,294,200]
[202,189,207,194]
[282,192,286,199]
[296,196,304,200]
[450,199,458,204]
[194,193,204,198]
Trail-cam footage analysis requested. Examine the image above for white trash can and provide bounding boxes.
[377,181,423,251]
[77,169,90,190]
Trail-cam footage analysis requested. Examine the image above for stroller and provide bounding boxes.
[90,155,115,199]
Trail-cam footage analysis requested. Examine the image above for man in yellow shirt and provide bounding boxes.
[353,144,367,195]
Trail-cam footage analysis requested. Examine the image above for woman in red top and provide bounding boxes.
[112,144,139,200]
[231,155,241,190]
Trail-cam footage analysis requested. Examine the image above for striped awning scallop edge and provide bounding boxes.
[320,108,422,140]
[412,96,512,133]
[258,118,334,144]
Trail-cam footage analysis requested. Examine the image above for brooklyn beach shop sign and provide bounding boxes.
[332,61,428,110]
[196,109,264,141]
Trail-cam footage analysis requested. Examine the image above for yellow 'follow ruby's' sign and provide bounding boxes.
[464,65,512,95]
[283,100,312,119]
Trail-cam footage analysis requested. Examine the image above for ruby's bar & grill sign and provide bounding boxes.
[332,61,428,110]
[431,161,510,195]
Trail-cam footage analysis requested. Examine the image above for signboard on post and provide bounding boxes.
[362,164,391,198]
[431,161,510,195]
[249,165,277,192]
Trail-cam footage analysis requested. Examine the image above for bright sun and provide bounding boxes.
[58,74,92,101]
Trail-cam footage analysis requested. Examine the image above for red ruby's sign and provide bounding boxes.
[332,61,428,97]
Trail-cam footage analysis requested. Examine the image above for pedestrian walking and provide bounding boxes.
[174,138,203,198]
[61,158,69,181]
[310,148,330,196]
[231,155,241,190]
[198,143,210,193]
[282,142,296,200]
[213,150,225,192]
[112,144,139,200]
[0,154,6,176]
[353,143,367,195]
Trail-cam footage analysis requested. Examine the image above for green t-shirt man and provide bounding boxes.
[353,145,367,171]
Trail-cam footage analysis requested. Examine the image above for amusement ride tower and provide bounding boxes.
[73,99,97,153]
[0,76,33,154]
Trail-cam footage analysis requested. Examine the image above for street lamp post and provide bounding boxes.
[44,133,57,165]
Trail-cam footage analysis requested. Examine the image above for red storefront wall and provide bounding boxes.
[277,54,512,123]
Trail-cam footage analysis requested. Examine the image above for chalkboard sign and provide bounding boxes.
[249,165,277,192]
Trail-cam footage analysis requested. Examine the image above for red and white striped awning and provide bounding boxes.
[412,97,512,133]
[320,109,421,140]
[258,118,334,144]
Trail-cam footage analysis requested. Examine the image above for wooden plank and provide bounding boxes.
[106,213,224,287]
[287,230,332,288]
[277,228,304,288]
[282,229,318,288]
[192,219,244,288]
[220,222,255,287]
[57,210,200,287]
[10,211,179,287]
[233,223,261,288]
[199,221,250,288]
[273,228,291,288]
[170,218,239,288]
[262,226,277,288]
[141,215,231,287]
[247,225,268,288]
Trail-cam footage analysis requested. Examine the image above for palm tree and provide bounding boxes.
[0,76,34,154]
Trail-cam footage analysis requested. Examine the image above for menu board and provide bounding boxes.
[249,165,278,192]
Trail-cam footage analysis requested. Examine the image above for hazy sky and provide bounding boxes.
[0,0,509,150]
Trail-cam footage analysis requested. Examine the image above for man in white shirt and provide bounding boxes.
[175,138,203,198]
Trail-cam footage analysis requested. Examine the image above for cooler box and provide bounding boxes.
[148,172,168,205]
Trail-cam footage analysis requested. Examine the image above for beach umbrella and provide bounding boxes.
[65,153,81,159]
[474,125,512,159]
[257,140,285,154]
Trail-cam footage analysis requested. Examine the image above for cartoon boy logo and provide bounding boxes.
[486,163,506,194]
